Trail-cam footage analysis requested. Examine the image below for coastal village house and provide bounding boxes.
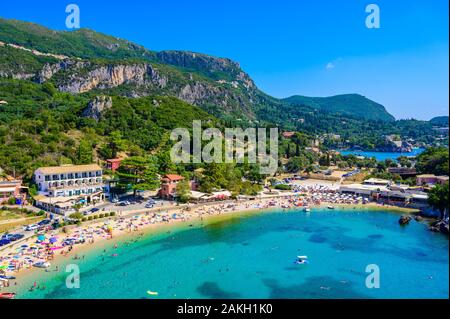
[416,174,449,186]
[33,164,105,215]
[0,178,25,204]
[105,158,122,172]
[387,167,417,178]
[158,174,185,199]
[158,174,199,199]
[282,131,296,139]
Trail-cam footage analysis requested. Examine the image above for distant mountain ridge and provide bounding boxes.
[0,18,446,179]
[0,17,397,124]
[283,94,395,122]
[430,116,449,126]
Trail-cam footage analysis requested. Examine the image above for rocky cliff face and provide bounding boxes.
[0,70,34,80]
[82,95,113,121]
[32,56,258,118]
[0,35,261,120]
[179,82,223,106]
[35,60,81,83]
[56,63,167,93]
[156,50,255,90]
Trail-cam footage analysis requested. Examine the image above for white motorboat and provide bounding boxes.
[295,255,309,264]
[327,205,335,209]
[303,207,311,212]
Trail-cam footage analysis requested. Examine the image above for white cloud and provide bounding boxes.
[326,62,335,70]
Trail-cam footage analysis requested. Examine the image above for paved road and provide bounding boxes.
[0,227,38,252]
[79,198,174,216]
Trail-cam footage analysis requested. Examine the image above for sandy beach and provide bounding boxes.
[0,184,421,295]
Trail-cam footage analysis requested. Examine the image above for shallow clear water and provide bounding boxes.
[338,148,425,161]
[13,208,449,299]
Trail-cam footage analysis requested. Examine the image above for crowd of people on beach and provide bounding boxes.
[0,183,367,293]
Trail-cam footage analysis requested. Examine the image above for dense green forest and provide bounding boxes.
[0,78,216,177]
[0,78,270,196]
[0,18,448,196]
[282,94,395,122]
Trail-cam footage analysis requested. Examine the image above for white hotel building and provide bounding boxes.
[33,164,105,214]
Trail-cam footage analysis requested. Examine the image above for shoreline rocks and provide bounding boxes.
[429,219,449,235]
[399,215,412,225]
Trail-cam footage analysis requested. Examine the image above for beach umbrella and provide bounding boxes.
[37,235,46,241]
[21,244,28,248]
[49,237,58,244]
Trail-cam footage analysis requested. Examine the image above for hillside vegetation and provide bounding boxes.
[0,18,447,183]
[283,94,395,122]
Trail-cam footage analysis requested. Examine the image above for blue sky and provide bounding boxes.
[0,0,448,120]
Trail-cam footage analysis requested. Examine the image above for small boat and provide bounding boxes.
[295,255,309,265]
[0,275,16,280]
[0,292,16,299]
[147,290,159,296]
[327,205,335,210]
[33,261,51,268]
[303,207,311,212]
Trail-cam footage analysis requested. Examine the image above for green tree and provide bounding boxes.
[42,82,57,96]
[157,149,177,174]
[397,156,412,168]
[376,161,387,173]
[285,143,291,159]
[384,158,397,168]
[416,147,449,176]
[116,156,160,196]
[175,179,191,203]
[77,139,93,164]
[319,153,331,167]
[107,131,126,159]
[428,182,449,220]
[286,156,306,173]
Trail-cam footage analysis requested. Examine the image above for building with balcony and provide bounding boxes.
[33,164,105,204]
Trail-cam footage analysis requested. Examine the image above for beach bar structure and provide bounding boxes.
[339,182,429,210]
[188,190,232,202]
[33,195,83,215]
[362,178,391,186]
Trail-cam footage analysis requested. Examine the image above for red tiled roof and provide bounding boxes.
[282,131,295,138]
[162,174,184,181]
[106,158,122,163]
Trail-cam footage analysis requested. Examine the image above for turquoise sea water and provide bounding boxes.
[13,208,449,299]
[338,148,425,161]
